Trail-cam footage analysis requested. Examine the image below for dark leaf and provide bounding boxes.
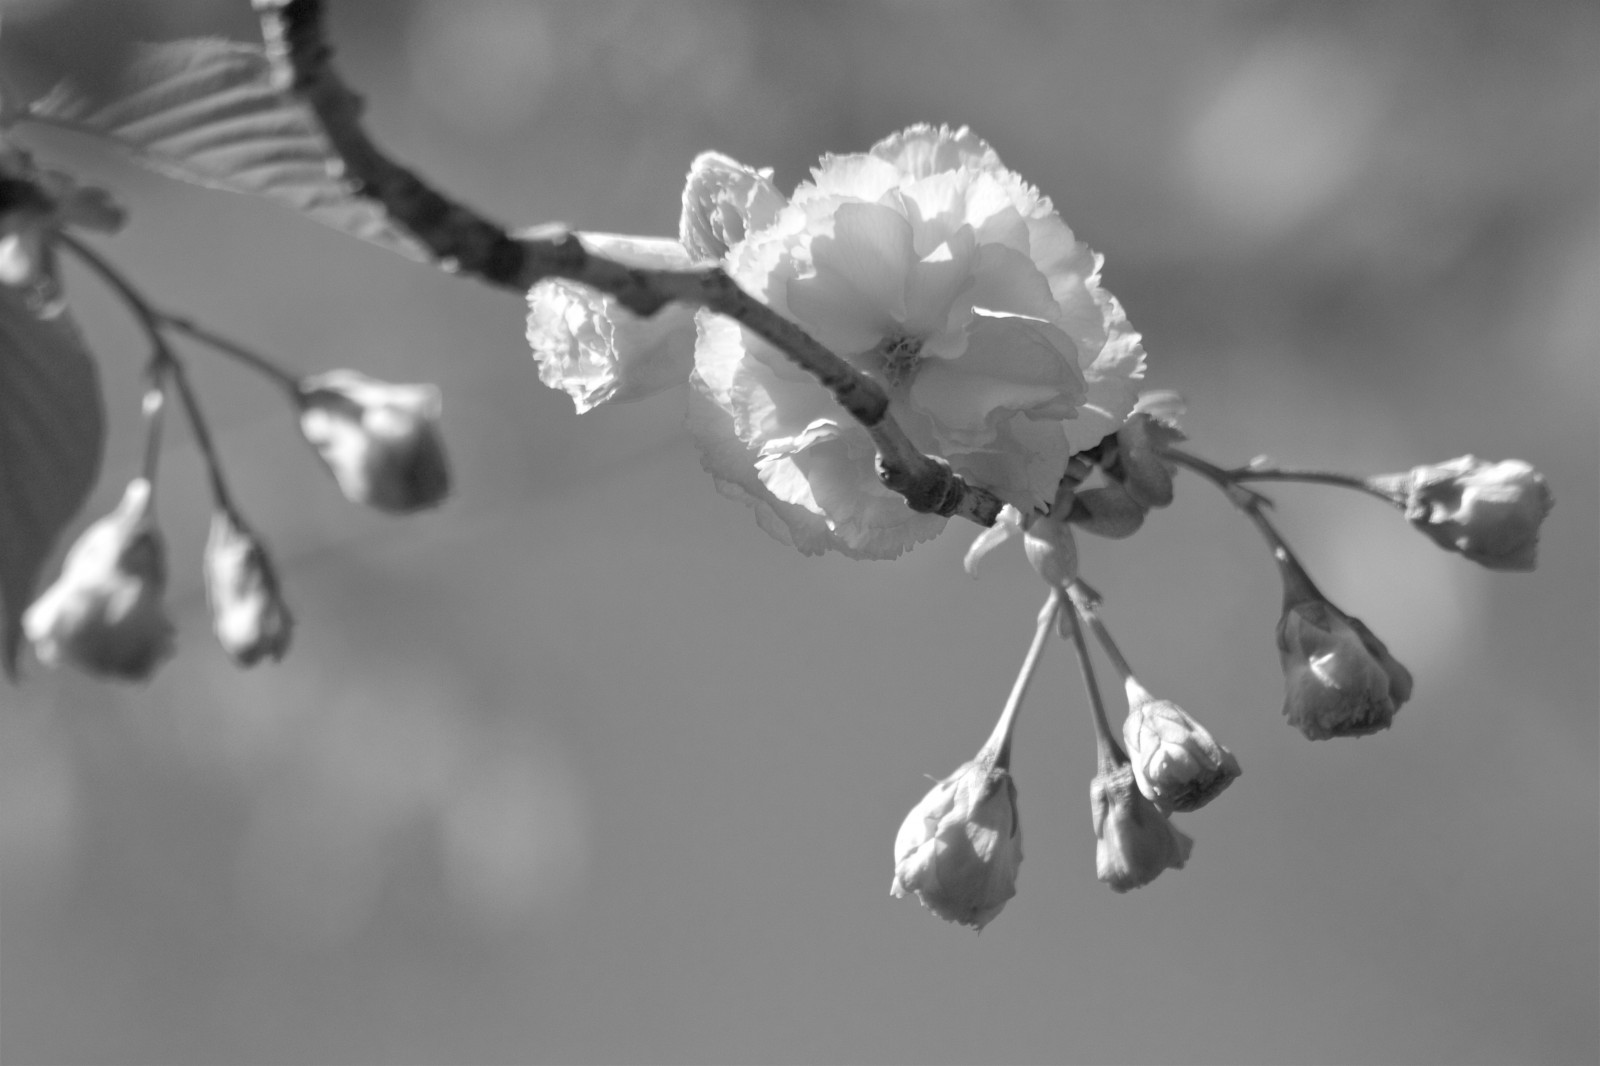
[0,284,105,676]
[32,39,427,261]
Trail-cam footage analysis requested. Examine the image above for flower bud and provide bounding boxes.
[1108,391,1185,509]
[203,510,293,667]
[1022,513,1078,587]
[22,478,175,680]
[525,233,698,413]
[679,151,786,263]
[1277,598,1413,740]
[1121,679,1240,813]
[1090,764,1193,893]
[1384,456,1554,571]
[891,757,1022,930]
[1069,483,1147,539]
[297,370,450,514]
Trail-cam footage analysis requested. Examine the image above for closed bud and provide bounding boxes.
[1380,456,1554,571]
[1091,764,1193,893]
[1277,598,1413,740]
[891,757,1022,930]
[203,510,293,667]
[1022,513,1078,587]
[1070,483,1147,539]
[1121,679,1240,813]
[22,478,175,680]
[1108,391,1186,509]
[525,233,697,413]
[297,370,450,514]
[679,151,786,263]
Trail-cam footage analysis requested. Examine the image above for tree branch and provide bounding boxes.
[250,0,1004,529]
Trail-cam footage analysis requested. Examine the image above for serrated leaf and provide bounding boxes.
[32,38,428,261]
[0,285,105,677]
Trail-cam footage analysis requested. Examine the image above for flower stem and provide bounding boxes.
[60,234,240,515]
[980,588,1062,771]
[1063,590,1125,774]
[156,313,301,394]
[139,368,167,489]
[1066,582,1136,684]
[1162,444,1401,507]
[1159,445,1324,606]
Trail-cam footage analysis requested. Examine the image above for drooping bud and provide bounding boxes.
[296,370,450,514]
[1277,598,1413,740]
[1121,679,1240,813]
[203,510,293,667]
[891,756,1022,930]
[1022,513,1078,587]
[22,478,175,680]
[1374,456,1554,571]
[1069,482,1147,539]
[679,151,786,263]
[963,504,1024,576]
[1090,764,1193,893]
[1107,390,1185,509]
[525,232,699,413]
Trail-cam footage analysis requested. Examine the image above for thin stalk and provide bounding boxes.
[139,368,167,488]
[979,589,1062,771]
[1163,445,1399,507]
[1067,583,1135,684]
[1159,444,1323,605]
[157,313,301,394]
[1064,598,1125,775]
[61,235,240,514]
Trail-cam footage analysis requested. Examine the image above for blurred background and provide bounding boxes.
[1,1,1595,1063]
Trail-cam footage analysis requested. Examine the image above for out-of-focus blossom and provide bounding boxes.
[680,151,786,262]
[203,510,292,666]
[891,755,1022,930]
[526,232,698,413]
[22,478,174,680]
[1106,390,1185,509]
[1277,597,1412,740]
[297,370,450,514]
[1090,763,1193,893]
[690,125,1147,558]
[1372,456,1554,571]
[1120,679,1239,812]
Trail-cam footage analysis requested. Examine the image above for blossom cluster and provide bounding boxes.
[21,369,450,680]
[529,125,1147,558]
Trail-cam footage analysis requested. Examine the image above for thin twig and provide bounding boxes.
[250,0,1003,528]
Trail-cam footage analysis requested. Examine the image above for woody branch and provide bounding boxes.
[250,0,1004,528]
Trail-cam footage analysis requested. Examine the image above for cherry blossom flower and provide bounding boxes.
[297,370,450,514]
[1120,679,1239,813]
[1091,764,1193,893]
[1372,455,1554,571]
[1277,597,1413,740]
[23,478,174,680]
[687,125,1146,558]
[891,756,1022,930]
[203,510,293,666]
[526,233,698,413]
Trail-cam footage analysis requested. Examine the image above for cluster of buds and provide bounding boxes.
[893,394,1553,928]
[21,341,450,680]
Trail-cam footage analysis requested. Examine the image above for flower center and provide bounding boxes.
[872,333,924,388]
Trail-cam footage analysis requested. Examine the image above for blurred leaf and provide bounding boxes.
[31,39,428,261]
[0,285,104,677]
